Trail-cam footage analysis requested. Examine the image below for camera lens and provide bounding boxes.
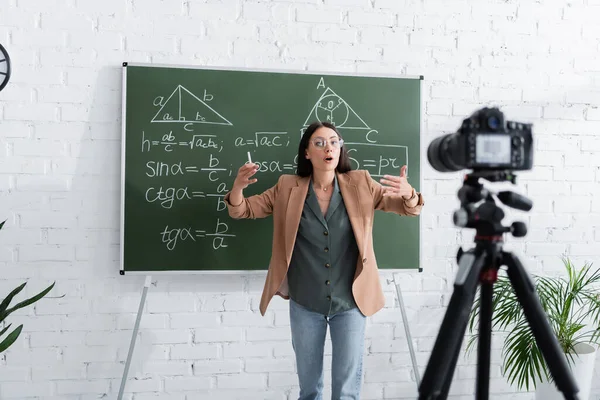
[427,136,448,172]
[427,134,463,172]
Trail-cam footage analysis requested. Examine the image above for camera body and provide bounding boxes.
[428,107,533,173]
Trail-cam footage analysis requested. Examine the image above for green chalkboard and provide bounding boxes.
[120,63,422,273]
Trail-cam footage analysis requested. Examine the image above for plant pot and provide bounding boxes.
[534,343,597,400]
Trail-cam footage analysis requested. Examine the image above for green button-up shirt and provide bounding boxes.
[287,176,359,316]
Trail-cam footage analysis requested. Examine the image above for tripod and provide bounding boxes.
[417,171,580,400]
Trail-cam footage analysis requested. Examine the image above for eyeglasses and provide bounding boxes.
[311,138,344,149]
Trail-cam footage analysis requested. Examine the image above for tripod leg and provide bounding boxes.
[438,333,466,400]
[503,251,580,400]
[418,249,486,400]
[438,268,496,400]
[476,279,494,400]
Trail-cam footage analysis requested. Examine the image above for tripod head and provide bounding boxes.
[453,170,533,241]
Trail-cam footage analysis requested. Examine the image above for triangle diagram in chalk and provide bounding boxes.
[303,88,370,130]
[151,85,233,126]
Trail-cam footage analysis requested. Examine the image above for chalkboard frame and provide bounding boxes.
[119,62,424,275]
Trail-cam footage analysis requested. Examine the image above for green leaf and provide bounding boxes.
[465,331,479,356]
[536,276,564,315]
[0,283,26,318]
[0,323,12,338]
[0,324,23,353]
[2,282,55,321]
[502,320,546,391]
[0,219,5,230]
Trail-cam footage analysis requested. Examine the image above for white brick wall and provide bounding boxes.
[1,0,599,399]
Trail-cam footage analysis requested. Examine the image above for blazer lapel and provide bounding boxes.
[285,176,309,264]
[325,178,342,222]
[305,184,328,229]
[337,172,366,257]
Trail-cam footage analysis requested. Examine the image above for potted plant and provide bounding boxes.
[467,256,600,400]
[0,219,55,353]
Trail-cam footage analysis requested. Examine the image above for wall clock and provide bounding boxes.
[0,43,11,92]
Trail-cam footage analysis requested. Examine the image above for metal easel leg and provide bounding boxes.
[118,275,152,400]
[393,274,421,387]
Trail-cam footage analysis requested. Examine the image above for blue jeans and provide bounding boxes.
[289,299,366,400]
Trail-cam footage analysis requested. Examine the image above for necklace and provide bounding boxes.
[315,182,332,192]
[313,177,333,195]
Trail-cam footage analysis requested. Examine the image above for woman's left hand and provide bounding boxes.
[380,165,414,199]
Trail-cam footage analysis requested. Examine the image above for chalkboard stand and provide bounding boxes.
[393,274,420,387]
[117,275,152,400]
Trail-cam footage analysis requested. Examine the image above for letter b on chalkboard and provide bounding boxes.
[217,196,226,212]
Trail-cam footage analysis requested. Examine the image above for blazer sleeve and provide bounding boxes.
[223,176,283,219]
[364,170,424,216]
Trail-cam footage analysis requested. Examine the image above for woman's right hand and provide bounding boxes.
[232,162,259,191]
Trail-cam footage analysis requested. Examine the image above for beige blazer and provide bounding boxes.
[224,170,424,317]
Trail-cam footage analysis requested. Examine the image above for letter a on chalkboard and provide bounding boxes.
[151,85,233,126]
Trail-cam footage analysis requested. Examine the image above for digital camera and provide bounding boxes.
[427,107,533,173]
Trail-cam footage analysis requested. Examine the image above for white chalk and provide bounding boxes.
[247,151,252,163]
